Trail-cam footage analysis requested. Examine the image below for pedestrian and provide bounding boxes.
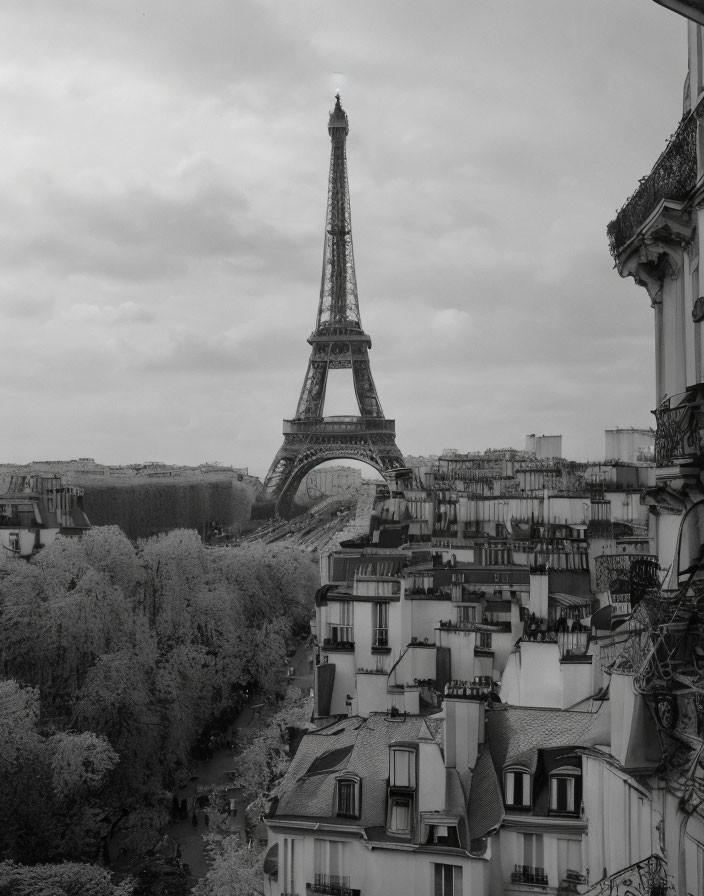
[192,811,198,827]
[205,813,209,827]
[179,798,188,820]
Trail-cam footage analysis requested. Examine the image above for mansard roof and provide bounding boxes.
[270,713,433,828]
[486,703,611,776]
[468,745,504,840]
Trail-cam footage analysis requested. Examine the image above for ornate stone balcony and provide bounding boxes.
[607,112,697,259]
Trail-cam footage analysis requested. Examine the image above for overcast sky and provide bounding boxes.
[0,1,688,477]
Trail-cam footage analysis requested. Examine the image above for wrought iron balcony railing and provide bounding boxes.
[511,864,549,886]
[607,113,697,259]
[653,386,704,467]
[309,873,361,896]
[581,854,670,896]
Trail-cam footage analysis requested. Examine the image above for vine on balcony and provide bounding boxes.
[607,113,697,260]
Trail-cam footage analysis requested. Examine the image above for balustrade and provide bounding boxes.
[309,873,361,896]
[511,865,549,886]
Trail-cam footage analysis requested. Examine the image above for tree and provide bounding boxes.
[0,860,134,896]
[0,680,59,863]
[193,835,265,896]
[49,731,119,800]
[227,688,313,818]
[0,524,320,871]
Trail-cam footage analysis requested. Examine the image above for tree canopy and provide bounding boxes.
[0,527,318,875]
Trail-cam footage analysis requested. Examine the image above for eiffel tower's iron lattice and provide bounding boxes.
[257,96,406,517]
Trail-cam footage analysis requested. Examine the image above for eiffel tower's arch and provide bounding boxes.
[260,418,407,518]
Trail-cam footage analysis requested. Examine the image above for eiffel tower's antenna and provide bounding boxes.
[256,97,406,518]
[317,93,360,331]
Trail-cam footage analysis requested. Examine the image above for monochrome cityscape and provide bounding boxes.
[5,3,704,896]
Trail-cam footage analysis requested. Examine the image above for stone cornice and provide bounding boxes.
[616,199,695,305]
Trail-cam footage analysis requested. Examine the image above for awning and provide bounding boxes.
[550,592,594,608]
[263,842,278,877]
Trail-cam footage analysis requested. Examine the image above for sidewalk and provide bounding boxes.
[168,640,312,881]
[167,702,275,879]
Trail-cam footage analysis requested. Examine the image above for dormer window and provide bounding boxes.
[504,768,531,809]
[388,797,412,835]
[336,776,360,818]
[390,747,416,788]
[424,818,460,848]
[549,766,581,814]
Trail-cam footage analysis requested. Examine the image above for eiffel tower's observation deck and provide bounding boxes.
[256,97,406,518]
[282,417,397,436]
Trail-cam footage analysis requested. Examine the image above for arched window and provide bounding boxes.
[335,775,360,818]
[504,767,532,809]
[549,766,581,814]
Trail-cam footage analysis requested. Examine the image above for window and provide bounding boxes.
[523,832,544,868]
[685,828,704,896]
[426,823,460,848]
[373,602,389,647]
[389,797,411,834]
[390,747,416,788]
[477,631,492,650]
[433,863,462,896]
[283,837,300,895]
[549,766,581,814]
[504,769,531,808]
[314,840,348,889]
[557,838,582,883]
[327,602,354,643]
[336,777,359,817]
[456,605,476,625]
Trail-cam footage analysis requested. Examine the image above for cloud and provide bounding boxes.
[0,0,686,471]
[63,301,154,325]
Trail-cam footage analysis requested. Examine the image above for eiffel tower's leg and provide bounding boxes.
[295,355,328,419]
[259,440,300,506]
[352,357,383,418]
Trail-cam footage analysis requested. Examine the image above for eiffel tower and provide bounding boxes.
[257,96,406,518]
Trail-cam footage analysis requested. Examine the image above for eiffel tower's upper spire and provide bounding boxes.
[316,94,361,332]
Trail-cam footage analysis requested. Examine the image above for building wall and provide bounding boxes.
[499,642,562,708]
[525,434,562,459]
[560,659,595,710]
[265,828,489,896]
[401,595,453,646]
[604,429,655,463]
[498,827,584,892]
[581,755,658,883]
[436,629,478,682]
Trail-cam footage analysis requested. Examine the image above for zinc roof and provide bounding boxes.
[486,703,610,776]
[273,714,430,828]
